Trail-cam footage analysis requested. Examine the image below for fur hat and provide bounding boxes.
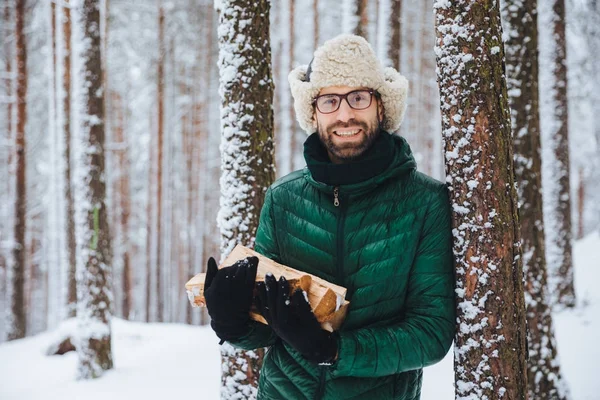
[288,34,409,135]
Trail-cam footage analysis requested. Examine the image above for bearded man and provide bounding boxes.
[204,34,456,400]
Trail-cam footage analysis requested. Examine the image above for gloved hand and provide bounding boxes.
[204,256,259,343]
[256,274,338,365]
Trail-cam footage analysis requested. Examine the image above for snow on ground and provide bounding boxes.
[1,233,598,400]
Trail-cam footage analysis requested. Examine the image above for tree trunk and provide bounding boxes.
[355,0,368,38]
[155,1,165,322]
[577,167,584,239]
[313,0,319,49]
[73,0,113,378]
[215,0,276,396]
[112,92,132,320]
[502,0,569,397]
[433,1,528,398]
[7,0,28,342]
[539,0,575,308]
[389,0,401,71]
[62,0,77,319]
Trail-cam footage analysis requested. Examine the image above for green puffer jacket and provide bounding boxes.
[231,133,455,400]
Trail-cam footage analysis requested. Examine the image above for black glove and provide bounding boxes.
[256,274,338,365]
[204,256,259,343]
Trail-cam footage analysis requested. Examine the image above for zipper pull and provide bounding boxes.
[333,187,340,207]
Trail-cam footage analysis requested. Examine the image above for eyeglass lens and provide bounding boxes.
[316,90,372,113]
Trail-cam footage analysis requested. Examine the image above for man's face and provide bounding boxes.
[314,86,383,164]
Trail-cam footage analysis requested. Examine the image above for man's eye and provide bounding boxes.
[352,94,368,103]
[323,97,338,105]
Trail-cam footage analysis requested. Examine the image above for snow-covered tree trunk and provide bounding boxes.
[215,0,276,396]
[72,0,113,379]
[433,1,529,398]
[539,0,575,308]
[6,0,28,342]
[502,0,569,397]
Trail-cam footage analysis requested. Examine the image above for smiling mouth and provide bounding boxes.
[333,128,361,137]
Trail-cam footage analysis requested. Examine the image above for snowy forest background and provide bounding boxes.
[0,0,599,399]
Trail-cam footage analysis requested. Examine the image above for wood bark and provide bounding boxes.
[434,1,528,398]
[215,0,276,396]
[74,0,113,378]
[503,0,569,397]
[7,0,28,342]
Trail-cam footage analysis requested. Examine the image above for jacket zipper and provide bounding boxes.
[335,187,347,283]
[315,187,346,400]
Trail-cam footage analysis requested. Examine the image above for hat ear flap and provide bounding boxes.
[289,65,320,134]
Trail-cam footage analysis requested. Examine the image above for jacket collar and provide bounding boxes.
[303,131,417,194]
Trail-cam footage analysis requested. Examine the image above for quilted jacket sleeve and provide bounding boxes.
[227,188,279,351]
[330,185,456,378]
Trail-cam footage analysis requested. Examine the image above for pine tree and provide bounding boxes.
[539,0,575,308]
[215,0,276,397]
[72,0,113,379]
[60,0,77,319]
[7,0,28,342]
[502,0,569,397]
[433,1,528,398]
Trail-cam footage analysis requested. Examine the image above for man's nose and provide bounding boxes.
[336,99,355,122]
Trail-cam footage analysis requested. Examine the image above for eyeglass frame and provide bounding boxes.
[312,89,379,114]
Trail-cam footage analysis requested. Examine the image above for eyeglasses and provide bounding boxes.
[313,89,375,114]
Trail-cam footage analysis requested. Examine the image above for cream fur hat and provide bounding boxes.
[288,34,409,135]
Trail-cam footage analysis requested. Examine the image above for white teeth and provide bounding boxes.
[335,129,360,137]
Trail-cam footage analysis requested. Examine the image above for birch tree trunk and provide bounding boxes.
[433,1,528,398]
[539,0,575,308]
[215,0,275,396]
[7,0,28,342]
[72,0,113,378]
[502,0,569,397]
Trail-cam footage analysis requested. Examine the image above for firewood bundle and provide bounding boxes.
[185,245,350,332]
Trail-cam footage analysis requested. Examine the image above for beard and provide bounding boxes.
[317,115,381,163]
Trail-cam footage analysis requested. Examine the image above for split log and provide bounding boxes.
[185,245,350,332]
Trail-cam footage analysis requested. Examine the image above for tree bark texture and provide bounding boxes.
[433,1,528,399]
[73,0,113,379]
[502,0,569,398]
[7,0,28,342]
[215,0,276,396]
